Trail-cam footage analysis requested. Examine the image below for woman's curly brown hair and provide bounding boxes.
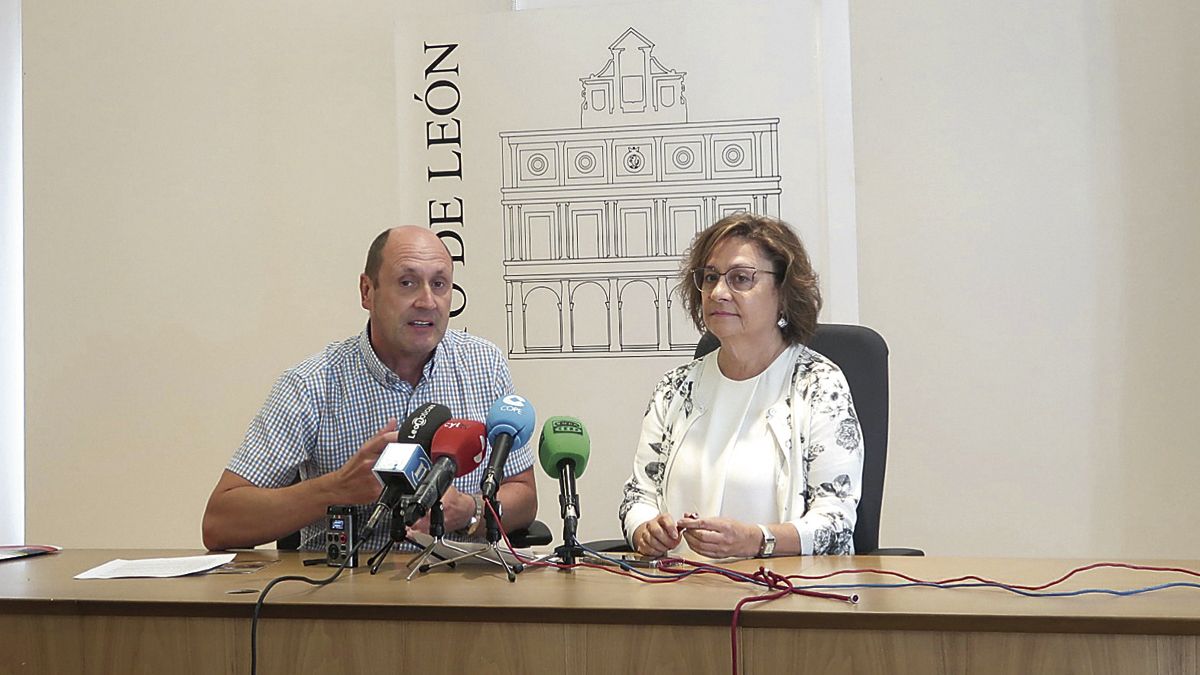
[679,212,822,345]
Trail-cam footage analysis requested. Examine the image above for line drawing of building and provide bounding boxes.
[499,27,782,359]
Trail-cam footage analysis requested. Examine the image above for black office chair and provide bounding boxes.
[275,517,552,551]
[589,323,921,556]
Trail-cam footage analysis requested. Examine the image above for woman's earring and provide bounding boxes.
[777,315,788,329]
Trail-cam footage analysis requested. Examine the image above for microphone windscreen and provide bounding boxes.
[430,419,487,477]
[538,416,590,479]
[485,395,536,448]
[372,442,432,493]
[398,402,453,450]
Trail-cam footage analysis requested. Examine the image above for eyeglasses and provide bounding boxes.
[691,266,778,293]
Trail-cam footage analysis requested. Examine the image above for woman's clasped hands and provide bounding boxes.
[633,512,764,559]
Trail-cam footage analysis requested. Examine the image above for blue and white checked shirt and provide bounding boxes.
[228,325,534,551]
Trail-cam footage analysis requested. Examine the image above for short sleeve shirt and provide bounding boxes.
[227,326,533,551]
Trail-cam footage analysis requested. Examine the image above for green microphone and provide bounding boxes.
[538,416,590,560]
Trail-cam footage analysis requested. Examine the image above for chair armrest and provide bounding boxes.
[581,538,633,553]
[864,547,925,556]
[508,519,553,547]
[276,531,302,551]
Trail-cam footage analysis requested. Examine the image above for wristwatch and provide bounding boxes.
[461,494,484,538]
[756,524,776,557]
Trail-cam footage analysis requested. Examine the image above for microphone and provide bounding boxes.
[537,416,590,550]
[480,394,536,501]
[403,419,486,526]
[361,403,451,539]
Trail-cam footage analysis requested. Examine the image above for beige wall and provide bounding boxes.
[22,1,403,547]
[21,2,1200,557]
[850,2,1200,556]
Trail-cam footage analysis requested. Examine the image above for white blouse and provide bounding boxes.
[666,347,795,526]
[620,343,864,555]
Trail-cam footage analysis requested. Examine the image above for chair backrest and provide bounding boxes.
[694,323,889,554]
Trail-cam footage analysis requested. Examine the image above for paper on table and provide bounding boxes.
[74,553,237,579]
[404,531,525,567]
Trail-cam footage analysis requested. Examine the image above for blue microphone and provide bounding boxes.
[479,394,536,501]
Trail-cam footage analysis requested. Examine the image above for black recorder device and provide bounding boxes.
[325,505,358,568]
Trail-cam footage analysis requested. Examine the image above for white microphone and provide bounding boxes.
[360,403,451,539]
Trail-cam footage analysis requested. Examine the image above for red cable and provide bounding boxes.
[776,561,1200,592]
[479,512,1200,675]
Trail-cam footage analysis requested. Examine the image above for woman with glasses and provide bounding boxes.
[619,213,863,558]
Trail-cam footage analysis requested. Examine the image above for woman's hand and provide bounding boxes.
[633,514,681,557]
[677,516,763,559]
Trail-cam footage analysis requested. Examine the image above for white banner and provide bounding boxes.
[394,0,857,542]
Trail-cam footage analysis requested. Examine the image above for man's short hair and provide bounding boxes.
[364,228,392,285]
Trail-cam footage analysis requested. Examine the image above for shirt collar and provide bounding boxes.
[358,322,454,390]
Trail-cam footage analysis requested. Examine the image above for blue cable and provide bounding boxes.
[571,544,1200,599]
[789,580,1200,598]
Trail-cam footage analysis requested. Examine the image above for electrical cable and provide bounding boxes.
[252,505,1200,675]
[248,537,364,675]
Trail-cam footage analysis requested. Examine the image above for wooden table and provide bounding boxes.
[1,549,1197,674]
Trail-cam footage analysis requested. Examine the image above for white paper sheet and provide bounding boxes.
[404,532,526,568]
[74,553,236,579]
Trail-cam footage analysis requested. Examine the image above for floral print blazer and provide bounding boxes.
[619,344,864,555]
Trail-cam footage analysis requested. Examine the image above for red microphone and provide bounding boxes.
[403,419,485,525]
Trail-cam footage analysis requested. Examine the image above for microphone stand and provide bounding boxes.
[533,467,614,569]
[419,495,522,582]
[366,513,404,575]
[551,469,584,565]
[404,501,470,581]
[366,497,446,576]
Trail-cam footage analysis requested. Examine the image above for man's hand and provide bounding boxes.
[323,418,398,505]
[407,486,475,534]
[438,486,477,533]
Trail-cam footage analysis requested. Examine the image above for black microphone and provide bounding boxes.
[480,394,536,502]
[360,403,451,539]
[537,416,590,554]
[402,419,486,526]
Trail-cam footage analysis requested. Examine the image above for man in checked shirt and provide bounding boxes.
[202,226,537,551]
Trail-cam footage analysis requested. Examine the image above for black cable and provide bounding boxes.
[249,538,364,675]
